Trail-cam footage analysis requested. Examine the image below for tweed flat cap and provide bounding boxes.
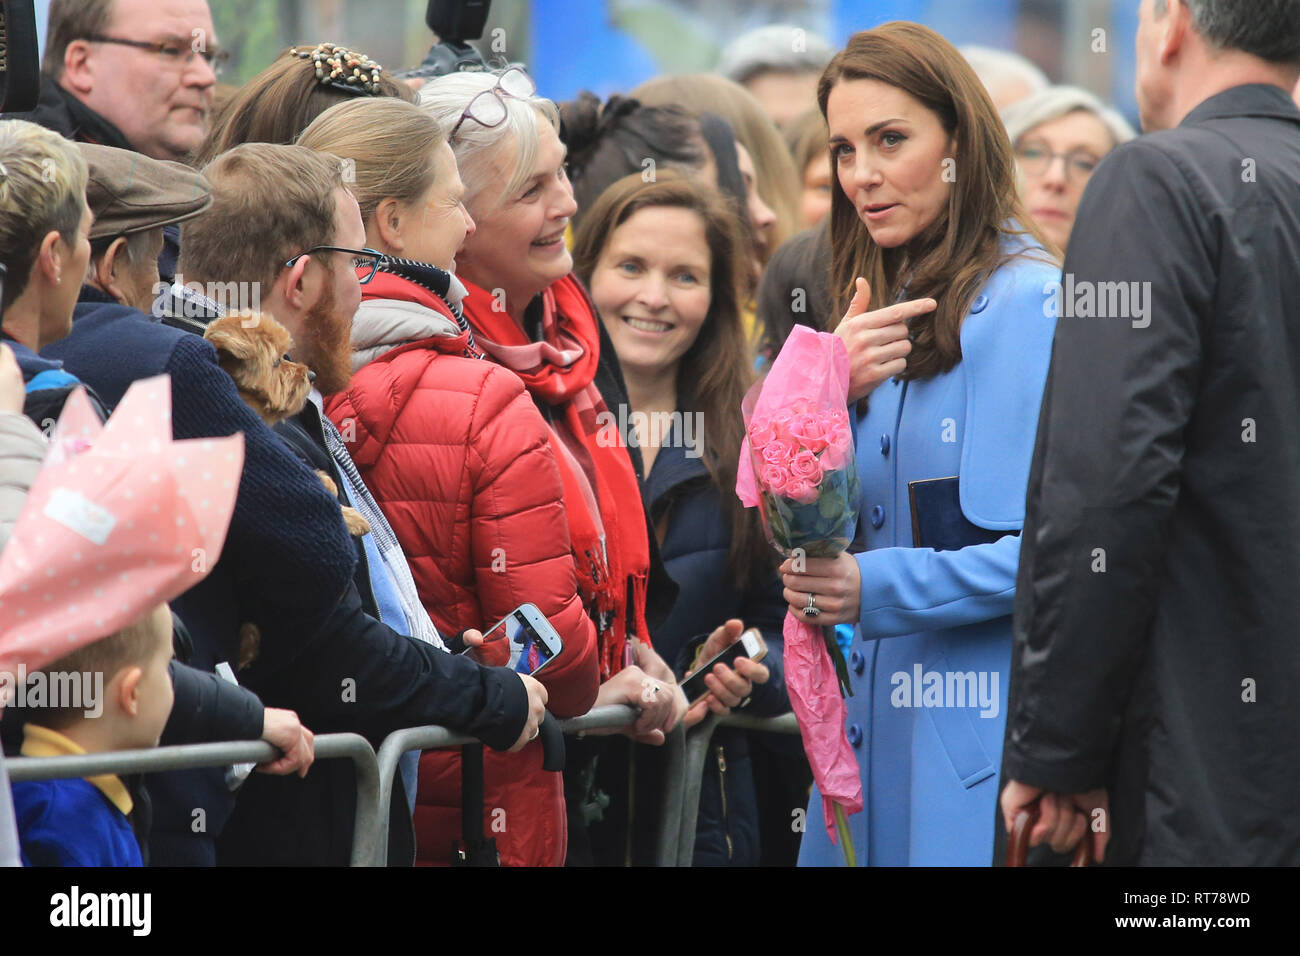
[77,143,213,240]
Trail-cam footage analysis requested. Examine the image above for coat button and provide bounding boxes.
[880,433,890,456]
[850,650,865,674]
[870,505,885,529]
[971,294,989,314]
[847,723,863,748]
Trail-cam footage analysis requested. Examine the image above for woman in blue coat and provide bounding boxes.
[781,22,1060,866]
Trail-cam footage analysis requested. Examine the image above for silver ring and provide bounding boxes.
[529,727,540,741]
[804,593,821,618]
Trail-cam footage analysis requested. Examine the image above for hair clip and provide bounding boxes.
[289,42,384,96]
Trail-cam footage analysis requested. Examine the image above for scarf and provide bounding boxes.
[459,274,651,679]
[371,257,477,356]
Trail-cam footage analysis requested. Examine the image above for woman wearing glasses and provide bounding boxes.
[421,69,764,864]
[297,98,600,868]
[1003,87,1136,254]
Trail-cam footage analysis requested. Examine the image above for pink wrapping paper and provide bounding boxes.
[736,326,863,843]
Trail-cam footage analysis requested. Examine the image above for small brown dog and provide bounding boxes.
[205,311,370,671]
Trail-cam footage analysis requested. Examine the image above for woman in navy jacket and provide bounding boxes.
[781,23,1060,866]
[574,171,790,865]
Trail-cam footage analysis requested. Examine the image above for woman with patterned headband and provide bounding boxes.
[192,42,415,166]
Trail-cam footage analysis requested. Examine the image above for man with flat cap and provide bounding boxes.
[77,142,211,314]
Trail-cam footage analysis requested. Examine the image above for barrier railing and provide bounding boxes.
[370,705,690,866]
[676,711,801,866]
[5,733,382,866]
[4,708,800,867]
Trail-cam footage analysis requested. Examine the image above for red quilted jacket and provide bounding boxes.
[324,271,599,866]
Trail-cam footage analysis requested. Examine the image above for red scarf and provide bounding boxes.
[459,274,651,678]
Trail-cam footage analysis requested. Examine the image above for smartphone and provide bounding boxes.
[680,628,768,703]
[459,603,563,678]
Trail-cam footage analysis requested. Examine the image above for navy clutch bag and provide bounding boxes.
[907,476,1017,551]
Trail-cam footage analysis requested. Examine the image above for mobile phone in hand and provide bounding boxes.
[459,602,563,677]
[680,628,767,703]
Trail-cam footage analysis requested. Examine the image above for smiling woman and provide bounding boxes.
[419,69,695,866]
[573,171,790,866]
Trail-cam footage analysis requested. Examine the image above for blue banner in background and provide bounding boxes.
[530,0,1027,103]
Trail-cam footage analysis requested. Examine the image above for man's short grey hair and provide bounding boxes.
[959,45,1050,103]
[417,71,560,216]
[89,229,156,270]
[716,24,835,85]
[1153,0,1300,66]
[1002,85,1137,151]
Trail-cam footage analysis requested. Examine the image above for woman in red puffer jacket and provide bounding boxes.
[300,99,598,866]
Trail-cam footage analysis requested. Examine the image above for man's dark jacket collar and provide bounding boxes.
[1182,83,1300,127]
[13,73,135,150]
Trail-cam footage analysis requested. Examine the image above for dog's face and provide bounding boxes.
[204,312,314,425]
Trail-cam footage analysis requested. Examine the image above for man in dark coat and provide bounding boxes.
[1000,0,1300,866]
[19,0,219,162]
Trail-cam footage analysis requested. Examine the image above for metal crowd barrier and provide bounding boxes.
[5,733,382,866]
[5,708,801,867]
[370,704,671,866]
[677,711,802,866]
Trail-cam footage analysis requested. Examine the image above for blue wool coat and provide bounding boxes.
[798,246,1058,867]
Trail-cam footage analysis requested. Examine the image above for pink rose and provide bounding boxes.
[760,463,791,495]
[820,424,854,472]
[790,448,822,483]
[748,416,779,449]
[785,477,818,504]
[770,408,796,439]
[789,413,832,453]
[790,397,814,416]
[762,438,796,466]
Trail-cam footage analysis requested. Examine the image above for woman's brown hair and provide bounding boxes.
[632,73,801,256]
[819,22,1056,380]
[573,172,772,584]
[193,46,415,167]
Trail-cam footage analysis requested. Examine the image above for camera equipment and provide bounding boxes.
[397,0,492,81]
[0,0,40,113]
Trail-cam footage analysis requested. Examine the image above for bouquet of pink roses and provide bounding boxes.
[747,400,857,560]
[736,325,863,861]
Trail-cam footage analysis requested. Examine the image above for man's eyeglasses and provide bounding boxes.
[284,247,387,284]
[80,34,231,78]
[1014,141,1101,184]
[449,68,537,143]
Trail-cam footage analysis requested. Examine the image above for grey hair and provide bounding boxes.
[417,71,560,216]
[716,24,835,84]
[1153,0,1300,65]
[89,229,158,271]
[1002,85,1137,151]
[959,45,1049,103]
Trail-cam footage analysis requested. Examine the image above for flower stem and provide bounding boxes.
[835,803,857,866]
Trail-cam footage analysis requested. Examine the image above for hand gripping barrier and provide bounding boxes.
[4,733,382,866]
